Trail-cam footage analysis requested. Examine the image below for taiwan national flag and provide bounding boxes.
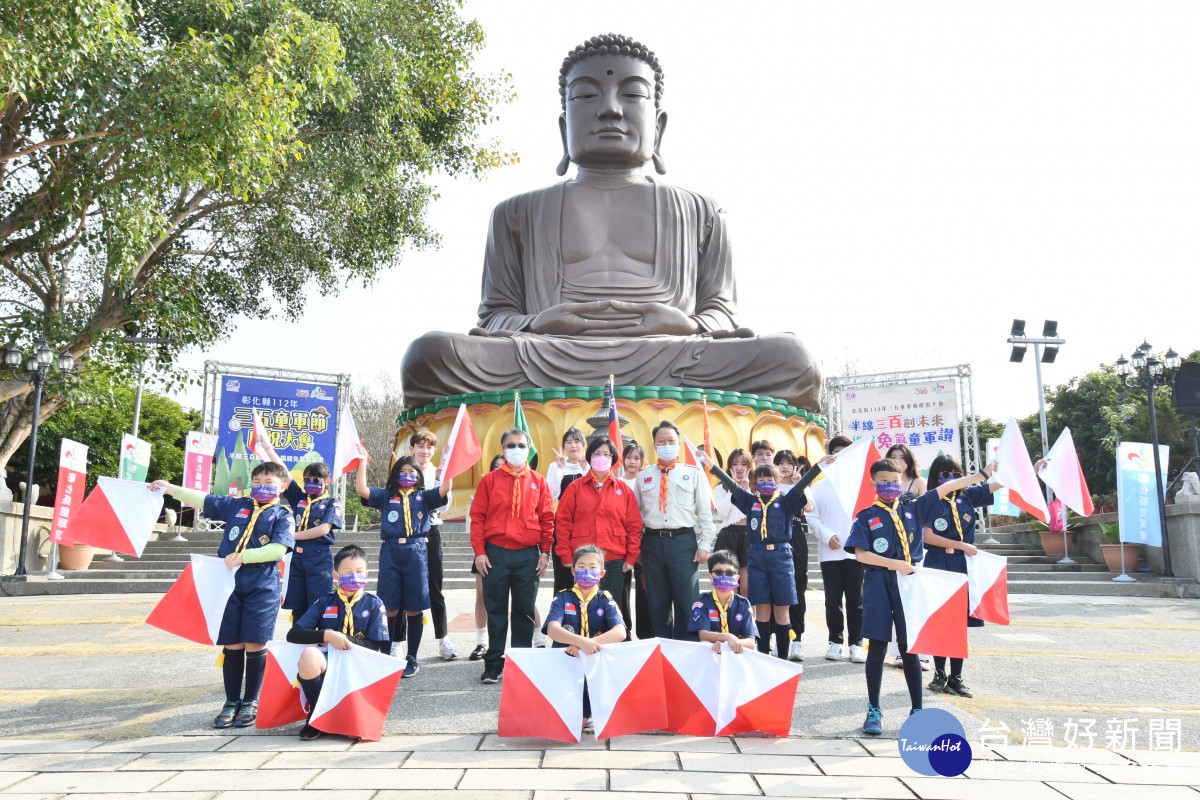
[606,378,622,447]
[581,640,667,739]
[897,566,969,658]
[255,641,310,729]
[145,554,238,645]
[308,645,405,742]
[67,477,164,557]
[966,551,1010,625]
[498,648,585,742]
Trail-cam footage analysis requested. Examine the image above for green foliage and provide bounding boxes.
[342,489,378,527]
[1097,521,1121,545]
[1,0,514,465]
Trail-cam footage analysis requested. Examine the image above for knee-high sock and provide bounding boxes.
[221,648,245,703]
[866,639,887,708]
[298,674,324,719]
[948,657,964,678]
[406,613,424,658]
[756,621,771,654]
[242,649,267,703]
[388,613,407,643]
[776,626,789,659]
[933,655,946,673]
[900,651,923,710]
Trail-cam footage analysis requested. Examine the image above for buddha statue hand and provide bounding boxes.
[527,301,640,336]
[710,326,756,339]
[599,301,702,336]
[469,326,521,337]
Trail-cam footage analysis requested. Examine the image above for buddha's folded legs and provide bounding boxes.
[400,331,822,412]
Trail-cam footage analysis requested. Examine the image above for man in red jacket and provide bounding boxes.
[471,428,554,684]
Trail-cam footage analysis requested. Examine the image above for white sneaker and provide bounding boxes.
[920,657,933,673]
[849,644,867,663]
[389,642,401,658]
[788,641,805,662]
[889,654,904,669]
[824,643,842,661]
[438,639,458,661]
[532,630,552,649]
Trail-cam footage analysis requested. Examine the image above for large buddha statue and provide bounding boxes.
[401,34,821,411]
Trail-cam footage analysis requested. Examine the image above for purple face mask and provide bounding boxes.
[574,568,602,589]
[938,474,961,486]
[875,481,902,502]
[757,481,777,496]
[304,479,325,496]
[250,484,278,503]
[711,574,739,593]
[397,472,419,488]
[337,572,368,593]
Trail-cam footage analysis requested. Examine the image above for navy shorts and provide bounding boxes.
[378,538,430,612]
[284,544,333,614]
[218,568,282,645]
[747,545,798,606]
[860,568,910,645]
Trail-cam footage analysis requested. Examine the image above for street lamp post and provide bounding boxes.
[4,338,74,577]
[1115,342,1180,579]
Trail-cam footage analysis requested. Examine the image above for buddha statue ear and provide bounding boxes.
[652,110,668,175]
[556,113,571,176]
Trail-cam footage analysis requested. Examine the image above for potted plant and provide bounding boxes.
[1031,500,1078,558]
[1097,522,1140,573]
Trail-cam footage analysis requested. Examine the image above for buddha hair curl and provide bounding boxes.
[559,33,664,109]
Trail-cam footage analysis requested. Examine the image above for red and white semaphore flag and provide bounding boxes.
[247,408,273,462]
[308,644,404,742]
[966,551,1010,625]
[581,640,668,739]
[994,416,1049,523]
[66,476,163,557]
[812,436,885,520]
[498,648,586,742]
[332,407,367,477]
[256,641,309,729]
[145,554,238,645]
[897,566,970,658]
[441,403,482,481]
[716,646,802,737]
[658,639,721,735]
[1038,427,1095,517]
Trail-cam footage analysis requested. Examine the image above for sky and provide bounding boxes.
[172,1,1200,424]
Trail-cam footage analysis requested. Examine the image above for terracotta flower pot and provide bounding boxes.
[1037,530,1075,558]
[58,543,94,571]
[1100,542,1141,573]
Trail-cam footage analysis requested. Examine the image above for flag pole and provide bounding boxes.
[46,540,64,580]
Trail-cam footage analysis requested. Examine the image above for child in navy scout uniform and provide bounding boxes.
[701,452,829,660]
[355,454,452,679]
[922,454,1008,698]
[544,544,628,732]
[279,462,343,620]
[688,550,757,652]
[151,462,296,728]
[286,544,390,740]
[844,456,997,735]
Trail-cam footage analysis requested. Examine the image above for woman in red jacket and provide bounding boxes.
[554,436,643,623]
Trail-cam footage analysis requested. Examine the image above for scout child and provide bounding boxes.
[285,544,389,740]
[408,430,457,662]
[844,457,998,735]
[688,550,757,653]
[151,462,296,728]
[775,449,813,662]
[355,454,452,678]
[280,462,343,620]
[544,544,628,731]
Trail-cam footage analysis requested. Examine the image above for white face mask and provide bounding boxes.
[505,447,529,467]
[655,444,679,462]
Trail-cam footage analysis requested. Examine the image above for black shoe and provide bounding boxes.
[214,700,240,729]
[481,668,502,684]
[928,669,948,693]
[233,699,258,727]
[469,644,486,661]
[945,675,973,698]
[299,723,322,741]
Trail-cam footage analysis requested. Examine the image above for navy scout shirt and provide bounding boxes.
[687,590,757,639]
[366,486,449,541]
[845,493,940,568]
[544,588,624,642]
[296,589,389,644]
[729,485,809,546]
[204,495,295,588]
[283,483,343,545]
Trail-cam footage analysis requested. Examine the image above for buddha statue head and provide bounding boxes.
[556,33,667,176]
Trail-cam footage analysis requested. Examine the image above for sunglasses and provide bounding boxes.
[504,442,529,450]
[939,471,962,479]
[710,569,738,577]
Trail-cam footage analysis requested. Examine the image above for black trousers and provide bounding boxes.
[789,530,809,636]
[820,558,864,645]
[426,525,447,640]
[633,562,654,640]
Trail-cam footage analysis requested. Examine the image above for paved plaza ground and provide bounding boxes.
[0,588,1197,797]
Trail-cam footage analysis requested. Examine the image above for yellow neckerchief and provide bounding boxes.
[656,458,677,514]
[571,585,599,639]
[712,590,732,633]
[337,587,363,636]
[298,489,329,530]
[393,487,416,538]
[235,498,280,553]
[500,462,527,517]
[872,498,911,564]
[755,490,781,540]
[945,491,964,541]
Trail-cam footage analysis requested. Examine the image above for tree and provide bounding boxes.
[349,371,404,489]
[1,0,513,468]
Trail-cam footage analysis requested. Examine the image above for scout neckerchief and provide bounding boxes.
[571,585,598,639]
[656,459,677,514]
[337,587,363,636]
[755,490,781,540]
[945,491,964,541]
[298,489,328,530]
[500,463,527,518]
[393,487,416,538]
[589,468,609,490]
[712,590,732,633]
[872,498,911,564]
[235,497,279,553]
